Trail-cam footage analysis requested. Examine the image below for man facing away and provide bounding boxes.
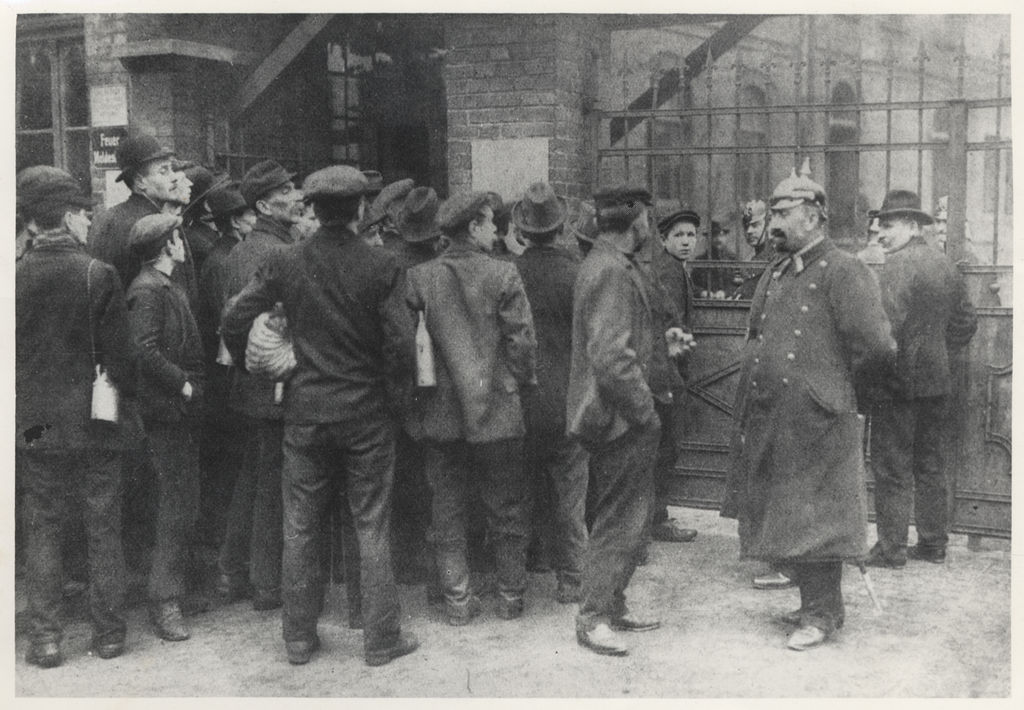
[567,185,664,657]
[222,165,418,667]
[405,191,538,626]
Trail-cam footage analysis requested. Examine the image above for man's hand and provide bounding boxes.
[181,381,193,401]
[666,327,696,359]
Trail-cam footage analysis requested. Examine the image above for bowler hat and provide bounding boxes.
[437,192,492,236]
[658,209,701,235]
[206,184,249,219]
[512,182,567,234]
[875,189,934,226]
[364,178,415,228]
[302,165,368,202]
[362,170,384,198]
[397,186,442,243]
[115,134,175,183]
[129,213,182,253]
[17,166,96,220]
[241,160,297,207]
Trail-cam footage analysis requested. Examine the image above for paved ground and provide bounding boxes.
[13,507,1012,697]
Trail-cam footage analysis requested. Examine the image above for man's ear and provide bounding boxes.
[255,198,271,217]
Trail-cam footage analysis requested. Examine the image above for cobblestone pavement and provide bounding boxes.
[13,507,1011,697]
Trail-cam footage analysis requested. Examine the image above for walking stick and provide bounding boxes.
[858,562,884,614]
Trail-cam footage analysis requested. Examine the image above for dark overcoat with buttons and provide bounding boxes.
[723,238,897,562]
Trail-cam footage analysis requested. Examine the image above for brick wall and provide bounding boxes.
[443,15,601,200]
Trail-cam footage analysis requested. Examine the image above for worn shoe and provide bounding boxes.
[150,600,191,642]
[446,595,482,626]
[577,623,628,656]
[787,624,828,651]
[556,580,581,604]
[215,573,250,602]
[610,614,661,632]
[908,545,946,564]
[778,608,804,626]
[285,636,321,665]
[652,520,698,543]
[865,544,907,569]
[496,596,525,620]
[92,638,126,660]
[753,571,795,590]
[365,631,420,667]
[27,640,63,668]
[252,591,282,611]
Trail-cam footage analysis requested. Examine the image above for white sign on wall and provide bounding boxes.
[103,170,131,207]
[471,137,549,202]
[89,85,128,127]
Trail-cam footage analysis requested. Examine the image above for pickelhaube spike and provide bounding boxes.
[770,158,826,211]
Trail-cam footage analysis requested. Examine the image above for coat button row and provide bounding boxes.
[820,260,828,267]
[794,329,802,336]
[787,352,795,361]
[800,305,809,313]
[809,283,817,290]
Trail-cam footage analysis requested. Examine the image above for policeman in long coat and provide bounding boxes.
[724,165,897,651]
[866,190,977,567]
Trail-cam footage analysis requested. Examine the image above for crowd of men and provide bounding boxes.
[15,133,976,670]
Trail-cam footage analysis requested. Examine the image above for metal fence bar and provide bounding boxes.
[595,97,1009,120]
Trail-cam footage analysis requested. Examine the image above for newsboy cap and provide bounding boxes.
[593,185,653,210]
[302,165,369,202]
[436,191,492,236]
[875,189,934,226]
[17,166,95,220]
[512,182,567,235]
[129,214,183,253]
[115,134,175,183]
[364,178,414,228]
[658,209,701,235]
[206,184,249,220]
[397,186,442,243]
[240,160,296,207]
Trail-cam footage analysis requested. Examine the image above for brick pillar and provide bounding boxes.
[444,15,600,201]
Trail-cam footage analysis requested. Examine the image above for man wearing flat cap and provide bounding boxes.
[216,160,303,610]
[362,178,414,248]
[405,191,537,627]
[865,189,977,569]
[88,134,199,309]
[222,165,419,668]
[125,213,206,644]
[511,182,588,604]
[723,162,897,651]
[17,168,140,668]
[566,184,664,657]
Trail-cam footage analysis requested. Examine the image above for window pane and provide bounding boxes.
[62,42,89,127]
[65,129,92,195]
[17,47,52,131]
[17,132,54,173]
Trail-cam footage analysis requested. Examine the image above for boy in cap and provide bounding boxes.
[567,184,664,656]
[725,162,897,650]
[222,165,418,667]
[511,182,588,603]
[17,169,139,667]
[216,160,303,610]
[405,191,537,625]
[865,189,977,568]
[126,213,206,643]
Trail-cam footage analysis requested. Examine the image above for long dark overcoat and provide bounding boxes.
[723,238,896,562]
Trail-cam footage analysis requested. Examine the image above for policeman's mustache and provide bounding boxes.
[770,227,787,239]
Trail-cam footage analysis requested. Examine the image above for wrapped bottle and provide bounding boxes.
[415,311,436,387]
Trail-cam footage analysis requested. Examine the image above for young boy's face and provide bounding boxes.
[663,219,698,261]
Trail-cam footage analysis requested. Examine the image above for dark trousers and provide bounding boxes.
[391,429,433,580]
[577,418,660,630]
[424,438,529,606]
[144,421,200,603]
[871,397,950,554]
[198,364,247,545]
[790,560,844,633]
[281,418,401,655]
[218,417,283,596]
[648,395,686,533]
[524,430,588,585]
[19,448,126,645]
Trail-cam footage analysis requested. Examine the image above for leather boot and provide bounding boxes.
[150,600,190,642]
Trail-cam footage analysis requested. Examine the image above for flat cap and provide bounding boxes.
[129,213,182,252]
[206,184,249,219]
[658,209,701,235]
[593,184,653,210]
[770,158,826,211]
[364,178,415,227]
[115,134,175,183]
[302,165,368,202]
[240,160,296,207]
[17,166,96,219]
[436,191,492,236]
[397,186,441,243]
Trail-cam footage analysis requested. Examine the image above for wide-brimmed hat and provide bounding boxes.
[437,191,491,236]
[241,160,297,207]
[658,209,701,235]
[364,178,414,228]
[206,184,249,219]
[512,182,567,235]
[875,189,934,226]
[115,134,175,183]
[397,186,441,243]
[129,213,183,252]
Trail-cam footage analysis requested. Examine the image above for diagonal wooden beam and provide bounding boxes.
[232,13,335,119]
[609,15,772,145]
